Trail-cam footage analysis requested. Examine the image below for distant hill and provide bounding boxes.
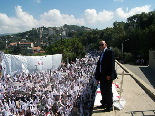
[63,24,93,32]
[0,33,15,36]
[0,25,93,37]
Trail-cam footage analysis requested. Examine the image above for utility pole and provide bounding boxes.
[122,42,123,62]
[5,39,7,53]
[60,33,63,63]
[122,39,129,63]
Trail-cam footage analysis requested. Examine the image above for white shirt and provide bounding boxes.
[100,47,107,72]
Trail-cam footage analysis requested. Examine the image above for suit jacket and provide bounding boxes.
[95,48,115,81]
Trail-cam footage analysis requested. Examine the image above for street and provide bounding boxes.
[123,64,155,89]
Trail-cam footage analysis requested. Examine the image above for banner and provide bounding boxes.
[1,52,62,76]
[0,52,1,76]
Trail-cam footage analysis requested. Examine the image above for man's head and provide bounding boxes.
[99,40,107,51]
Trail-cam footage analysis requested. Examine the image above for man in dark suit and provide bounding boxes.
[95,40,115,112]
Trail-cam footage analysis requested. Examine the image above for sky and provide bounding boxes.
[0,0,155,34]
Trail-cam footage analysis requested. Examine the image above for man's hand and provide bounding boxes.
[107,76,111,80]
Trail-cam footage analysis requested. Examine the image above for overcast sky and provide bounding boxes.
[0,0,155,34]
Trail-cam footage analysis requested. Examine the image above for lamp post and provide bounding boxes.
[60,33,63,63]
[122,42,123,62]
[60,34,62,55]
[5,39,7,53]
[122,39,129,63]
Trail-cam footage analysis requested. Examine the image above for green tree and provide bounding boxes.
[46,38,85,63]
[0,40,5,51]
[12,45,22,55]
[112,21,125,49]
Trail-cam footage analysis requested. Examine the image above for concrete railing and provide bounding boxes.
[115,60,155,100]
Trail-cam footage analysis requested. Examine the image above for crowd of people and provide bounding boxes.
[0,53,99,116]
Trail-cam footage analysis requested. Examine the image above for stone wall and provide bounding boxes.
[149,51,155,69]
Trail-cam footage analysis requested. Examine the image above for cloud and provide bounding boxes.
[0,5,152,34]
[115,5,151,19]
[15,6,38,27]
[35,0,41,4]
[0,5,38,34]
[126,7,128,12]
[81,9,114,29]
[39,9,85,27]
[0,6,85,34]
[82,9,114,24]
[113,0,124,2]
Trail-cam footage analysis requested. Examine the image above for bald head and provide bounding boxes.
[99,40,107,51]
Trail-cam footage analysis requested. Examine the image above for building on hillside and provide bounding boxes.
[32,46,45,54]
[84,28,92,31]
[38,27,43,38]
[43,30,48,37]
[48,28,56,36]
[35,38,44,47]
[61,31,66,38]
[39,50,46,54]
[18,39,34,52]
[9,39,34,54]
[55,26,60,31]
[9,42,17,51]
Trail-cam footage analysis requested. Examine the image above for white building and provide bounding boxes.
[48,28,56,36]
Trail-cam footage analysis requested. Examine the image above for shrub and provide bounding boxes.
[124,52,134,63]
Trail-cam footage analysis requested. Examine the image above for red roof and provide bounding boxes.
[10,43,17,46]
[32,46,42,50]
[19,42,32,44]
[40,51,45,53]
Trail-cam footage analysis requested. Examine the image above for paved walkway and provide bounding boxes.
[92,62,155,116]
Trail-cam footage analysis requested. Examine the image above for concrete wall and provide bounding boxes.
[149,51,155,69]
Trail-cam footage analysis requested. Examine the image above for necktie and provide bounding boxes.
[100,52,104,63]
[100,52,104,72]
